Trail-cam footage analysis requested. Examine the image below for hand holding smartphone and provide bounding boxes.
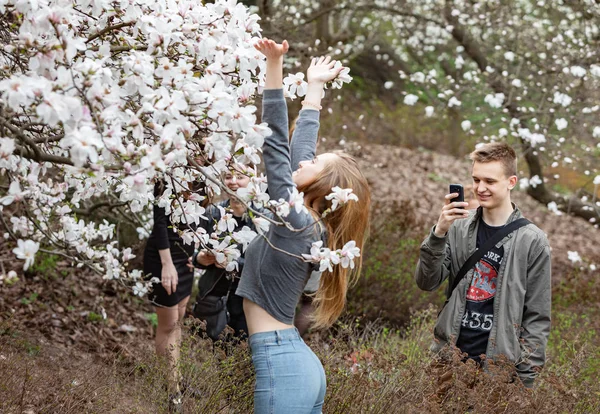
[434,184,469,237]
[449,184,464,208]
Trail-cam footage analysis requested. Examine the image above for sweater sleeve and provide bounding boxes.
[290,109,320,171]
[151,182,171,250]
[261,89,312,230]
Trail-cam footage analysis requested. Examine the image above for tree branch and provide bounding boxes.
[86,21,135,44]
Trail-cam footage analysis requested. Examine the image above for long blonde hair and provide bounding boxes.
[297,152,371,328]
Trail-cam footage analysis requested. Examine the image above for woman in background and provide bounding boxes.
[144,179,207,409]
[191,163,256,340]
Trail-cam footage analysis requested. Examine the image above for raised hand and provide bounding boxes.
[256,38,288,89]
[254,38,289,60]
[307,56,344,84]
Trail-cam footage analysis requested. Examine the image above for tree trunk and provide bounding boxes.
[443,3,599,223]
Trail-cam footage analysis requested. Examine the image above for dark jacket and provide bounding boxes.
[196,200,257,299]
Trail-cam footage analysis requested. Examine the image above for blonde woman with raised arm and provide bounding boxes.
[236,39,371,413]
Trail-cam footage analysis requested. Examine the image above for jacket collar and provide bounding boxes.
[471,202,522,226]
[466,203,522,252]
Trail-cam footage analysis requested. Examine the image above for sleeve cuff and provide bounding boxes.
[299,108,321,120]
[263,88,284,101]
[427,225,447,249]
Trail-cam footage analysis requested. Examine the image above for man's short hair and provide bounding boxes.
[469,142,517,177]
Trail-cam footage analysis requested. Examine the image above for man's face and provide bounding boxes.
[471,161,517,210]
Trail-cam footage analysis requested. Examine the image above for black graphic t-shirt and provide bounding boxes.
[456,218,504,363]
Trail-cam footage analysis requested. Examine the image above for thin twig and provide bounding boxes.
[86,21,135,44]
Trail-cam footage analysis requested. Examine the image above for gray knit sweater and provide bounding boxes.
[236,89,323,324]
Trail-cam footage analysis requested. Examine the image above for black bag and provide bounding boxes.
[192,294,230,341]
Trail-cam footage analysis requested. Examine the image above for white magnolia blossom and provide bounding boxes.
[0,270,19,286]
[448,96,461,107]
[461,120,472,132]
[232,226,258,252]
[331,61,353,88]
[404,94,419,105]
[12,239,40,271]
[553,91,573,107]
[0,180,29,205]
[208,236,241,272]
[302,240,361,272]
[425,106,435,117]
[217,206,238,234]
[484,93,505,109]
[252,216,271,235]
[132,282,149,297]
[567,251,582,263]
[339,241,361,269]
[288,187,309,215]
[555,118,568,131]
[518,128,546,147]
[570,66,586,78]
[283,72,308,99]
[325,187,359,212]
[547,201,563,216]
[529,175,543,188]
[236,178,270,206]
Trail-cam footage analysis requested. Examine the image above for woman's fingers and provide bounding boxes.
[163,279,171,295]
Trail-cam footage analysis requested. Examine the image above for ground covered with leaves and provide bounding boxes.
[1,143,599,413]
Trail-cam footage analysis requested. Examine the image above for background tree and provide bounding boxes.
[0,0,355,288]
[256,0,600,223]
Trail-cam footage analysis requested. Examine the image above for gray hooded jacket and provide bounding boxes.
[415,205,551,387]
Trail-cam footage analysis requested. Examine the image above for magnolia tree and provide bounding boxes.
[0,0,356,291]
[259,0,600,224]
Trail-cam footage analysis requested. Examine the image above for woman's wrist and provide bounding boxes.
[301,100,322,110]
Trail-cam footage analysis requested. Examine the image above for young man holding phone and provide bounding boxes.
[415,142,551,388]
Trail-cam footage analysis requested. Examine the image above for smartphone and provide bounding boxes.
[449,184,464,208]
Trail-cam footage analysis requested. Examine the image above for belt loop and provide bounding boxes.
[275,330,281,345]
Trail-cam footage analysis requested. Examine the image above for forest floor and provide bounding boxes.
[1,142,599,413]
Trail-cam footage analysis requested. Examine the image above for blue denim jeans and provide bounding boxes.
[249,327,326,414]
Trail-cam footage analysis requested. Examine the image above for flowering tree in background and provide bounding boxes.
[0,0,355,289]
[258,0,600,224]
